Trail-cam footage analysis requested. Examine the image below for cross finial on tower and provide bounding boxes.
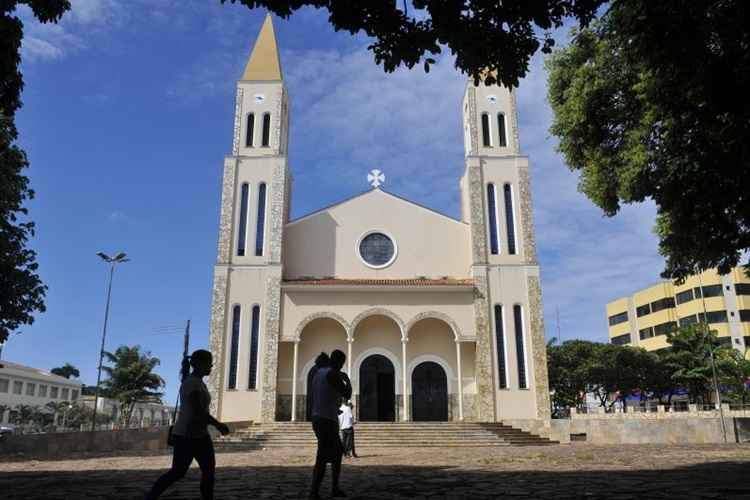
[367,169,385,189]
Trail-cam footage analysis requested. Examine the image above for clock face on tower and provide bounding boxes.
[254,94,265,103]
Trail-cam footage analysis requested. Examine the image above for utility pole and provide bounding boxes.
[556,308,562,344]
[183,320,191,360]
[697,271,728,443]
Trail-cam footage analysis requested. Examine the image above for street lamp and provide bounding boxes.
[91,251,129,432]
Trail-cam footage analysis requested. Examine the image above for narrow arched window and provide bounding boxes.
[255,183,266,256]
[228,305,241,390]
[497,113,507,147]
[237,183,249,256]
[245,113,255,147]
[513,304,527,389]
[504,183,517,255]
[487,183,499,255]
[248,305,261,390]
[261,113,271,147]
[481,113,491,147]
[494,305,508,389]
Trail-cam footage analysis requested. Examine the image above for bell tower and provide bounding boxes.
[208,14,291,423]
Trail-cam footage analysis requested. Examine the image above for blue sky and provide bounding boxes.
[7,0,666,402]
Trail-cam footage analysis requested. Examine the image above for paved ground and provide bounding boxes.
[2,443,750,499]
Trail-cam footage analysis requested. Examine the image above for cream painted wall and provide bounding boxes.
[283,189,471,279]
[296,318,348,391]
[350,316,403,394]
[406,319,458,394]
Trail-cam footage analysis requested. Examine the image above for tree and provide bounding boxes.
[100,345,164,427]
[716,348,750,405]
[642,351,676,405]
[225,1,604,87]
[0,2,71,344]
[547,339,600,414]
[50,363,80,379]
[546,0,750,281]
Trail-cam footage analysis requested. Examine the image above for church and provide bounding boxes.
[207,15,550,425]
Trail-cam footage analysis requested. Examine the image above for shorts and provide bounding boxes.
[312,417,343,463]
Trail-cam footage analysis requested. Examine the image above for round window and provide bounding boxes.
[358,232,396,268]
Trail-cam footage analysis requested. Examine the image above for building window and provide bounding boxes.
[261,113,271,147]
[497,113,507,147]
[739,310,750,322]
[0,379,8,393]
[513,304,527,389]
[26,383,36,396]
[248,305,261,390]
[651,297,676,313]
[679,315,698,327]
[493,305,508,389]
[228,305,241,390]
[50,386,58,398]
[503,184,516,255]
[13,381,23,395]
[701,284,723,298]
[71,390,79,401]
[358,232,396,268]
[487,184,499,255]
[736,284,750,296]
[38,385,47,398]
[611,333,631,345]
[718,337,732,346]
[245,113,255,147]
[676,289,694,304]
[608,311,628,326]
[705,310,728,324]
[237,183,249,256]
[255,183,266,256]
[653,321,677,336]
[481,113,491,147]
[61,388,69,400]
[639,327,654,340]
[636,304,651,317]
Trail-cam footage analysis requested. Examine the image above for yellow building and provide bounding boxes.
[606,268,750,352]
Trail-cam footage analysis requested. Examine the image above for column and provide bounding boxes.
[456,341,464,421]
[402,338,409,421]
[347,338,353,377]
[291,340,299,422]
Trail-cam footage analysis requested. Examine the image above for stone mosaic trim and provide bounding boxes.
[467,86,478,155]
[518,167,538,265]
[467,163,488,265]
[207,270,229,416]
[472,269,496,422]
[260,272,282,422]
[267,161,286,264]
[510,89,521,155]
[231,88,243,156]
[527,275,551,420]
[405,311,462,340]
[271,89,284,156]
[216,160,237,264]
[293,311,350,340]
[349,307,406,340]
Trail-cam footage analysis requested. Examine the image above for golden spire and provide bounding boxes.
[242,13,282,81]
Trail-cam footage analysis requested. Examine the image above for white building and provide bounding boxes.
[0,360,82,424]
[80,395,174,427]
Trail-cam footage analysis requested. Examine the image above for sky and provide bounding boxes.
[6,0,667,402]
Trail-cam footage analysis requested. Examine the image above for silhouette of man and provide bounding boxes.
[309,350,352,499]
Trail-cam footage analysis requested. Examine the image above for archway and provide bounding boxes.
[359,354,396,421]
[411,361,448,421]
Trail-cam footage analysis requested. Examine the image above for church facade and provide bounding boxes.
[208,16,550,424]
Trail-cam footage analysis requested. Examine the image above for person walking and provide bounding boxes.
[309,350,352,500]
[146,349,230,500]
[338,400,354,458]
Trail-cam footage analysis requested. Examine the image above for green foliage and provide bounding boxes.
[224,0,604,87]
[546,0,750,281]
[547,339,599,413]
[50,363,80,379]
[0,1,71,343]
[716,348,750,405]
[100,345,164,426]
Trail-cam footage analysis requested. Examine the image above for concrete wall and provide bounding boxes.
[0,428,170,457]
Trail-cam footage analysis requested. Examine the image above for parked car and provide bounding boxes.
[0,425,15,439]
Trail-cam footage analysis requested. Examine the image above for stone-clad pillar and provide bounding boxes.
[260,269,282,422]
[527,275,551,419]
[472,268,497,422]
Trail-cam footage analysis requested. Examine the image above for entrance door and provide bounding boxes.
[305,366,318,422]
[359,354,396,421]
[411,361,448,421]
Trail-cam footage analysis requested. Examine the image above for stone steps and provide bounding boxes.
[215,422,557,450]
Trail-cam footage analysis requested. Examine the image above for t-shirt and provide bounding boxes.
[172,374,211,438]
[312,367,339,422]
[338,405,353,430]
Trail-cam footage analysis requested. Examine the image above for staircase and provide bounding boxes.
[216,422,557,450]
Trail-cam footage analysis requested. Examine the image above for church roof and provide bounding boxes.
[282,278,474,287]
[242,14,283,81]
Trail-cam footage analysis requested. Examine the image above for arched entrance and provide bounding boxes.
[411,361,448,421]
[305,365,319,422]
[359,354,396,421]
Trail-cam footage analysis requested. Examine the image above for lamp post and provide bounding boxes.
[91,252,129,432]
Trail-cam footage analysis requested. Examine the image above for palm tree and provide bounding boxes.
[14,404,36,431]
[50,363,80,379]
[0,403,9,424]
[100,345,164,427]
